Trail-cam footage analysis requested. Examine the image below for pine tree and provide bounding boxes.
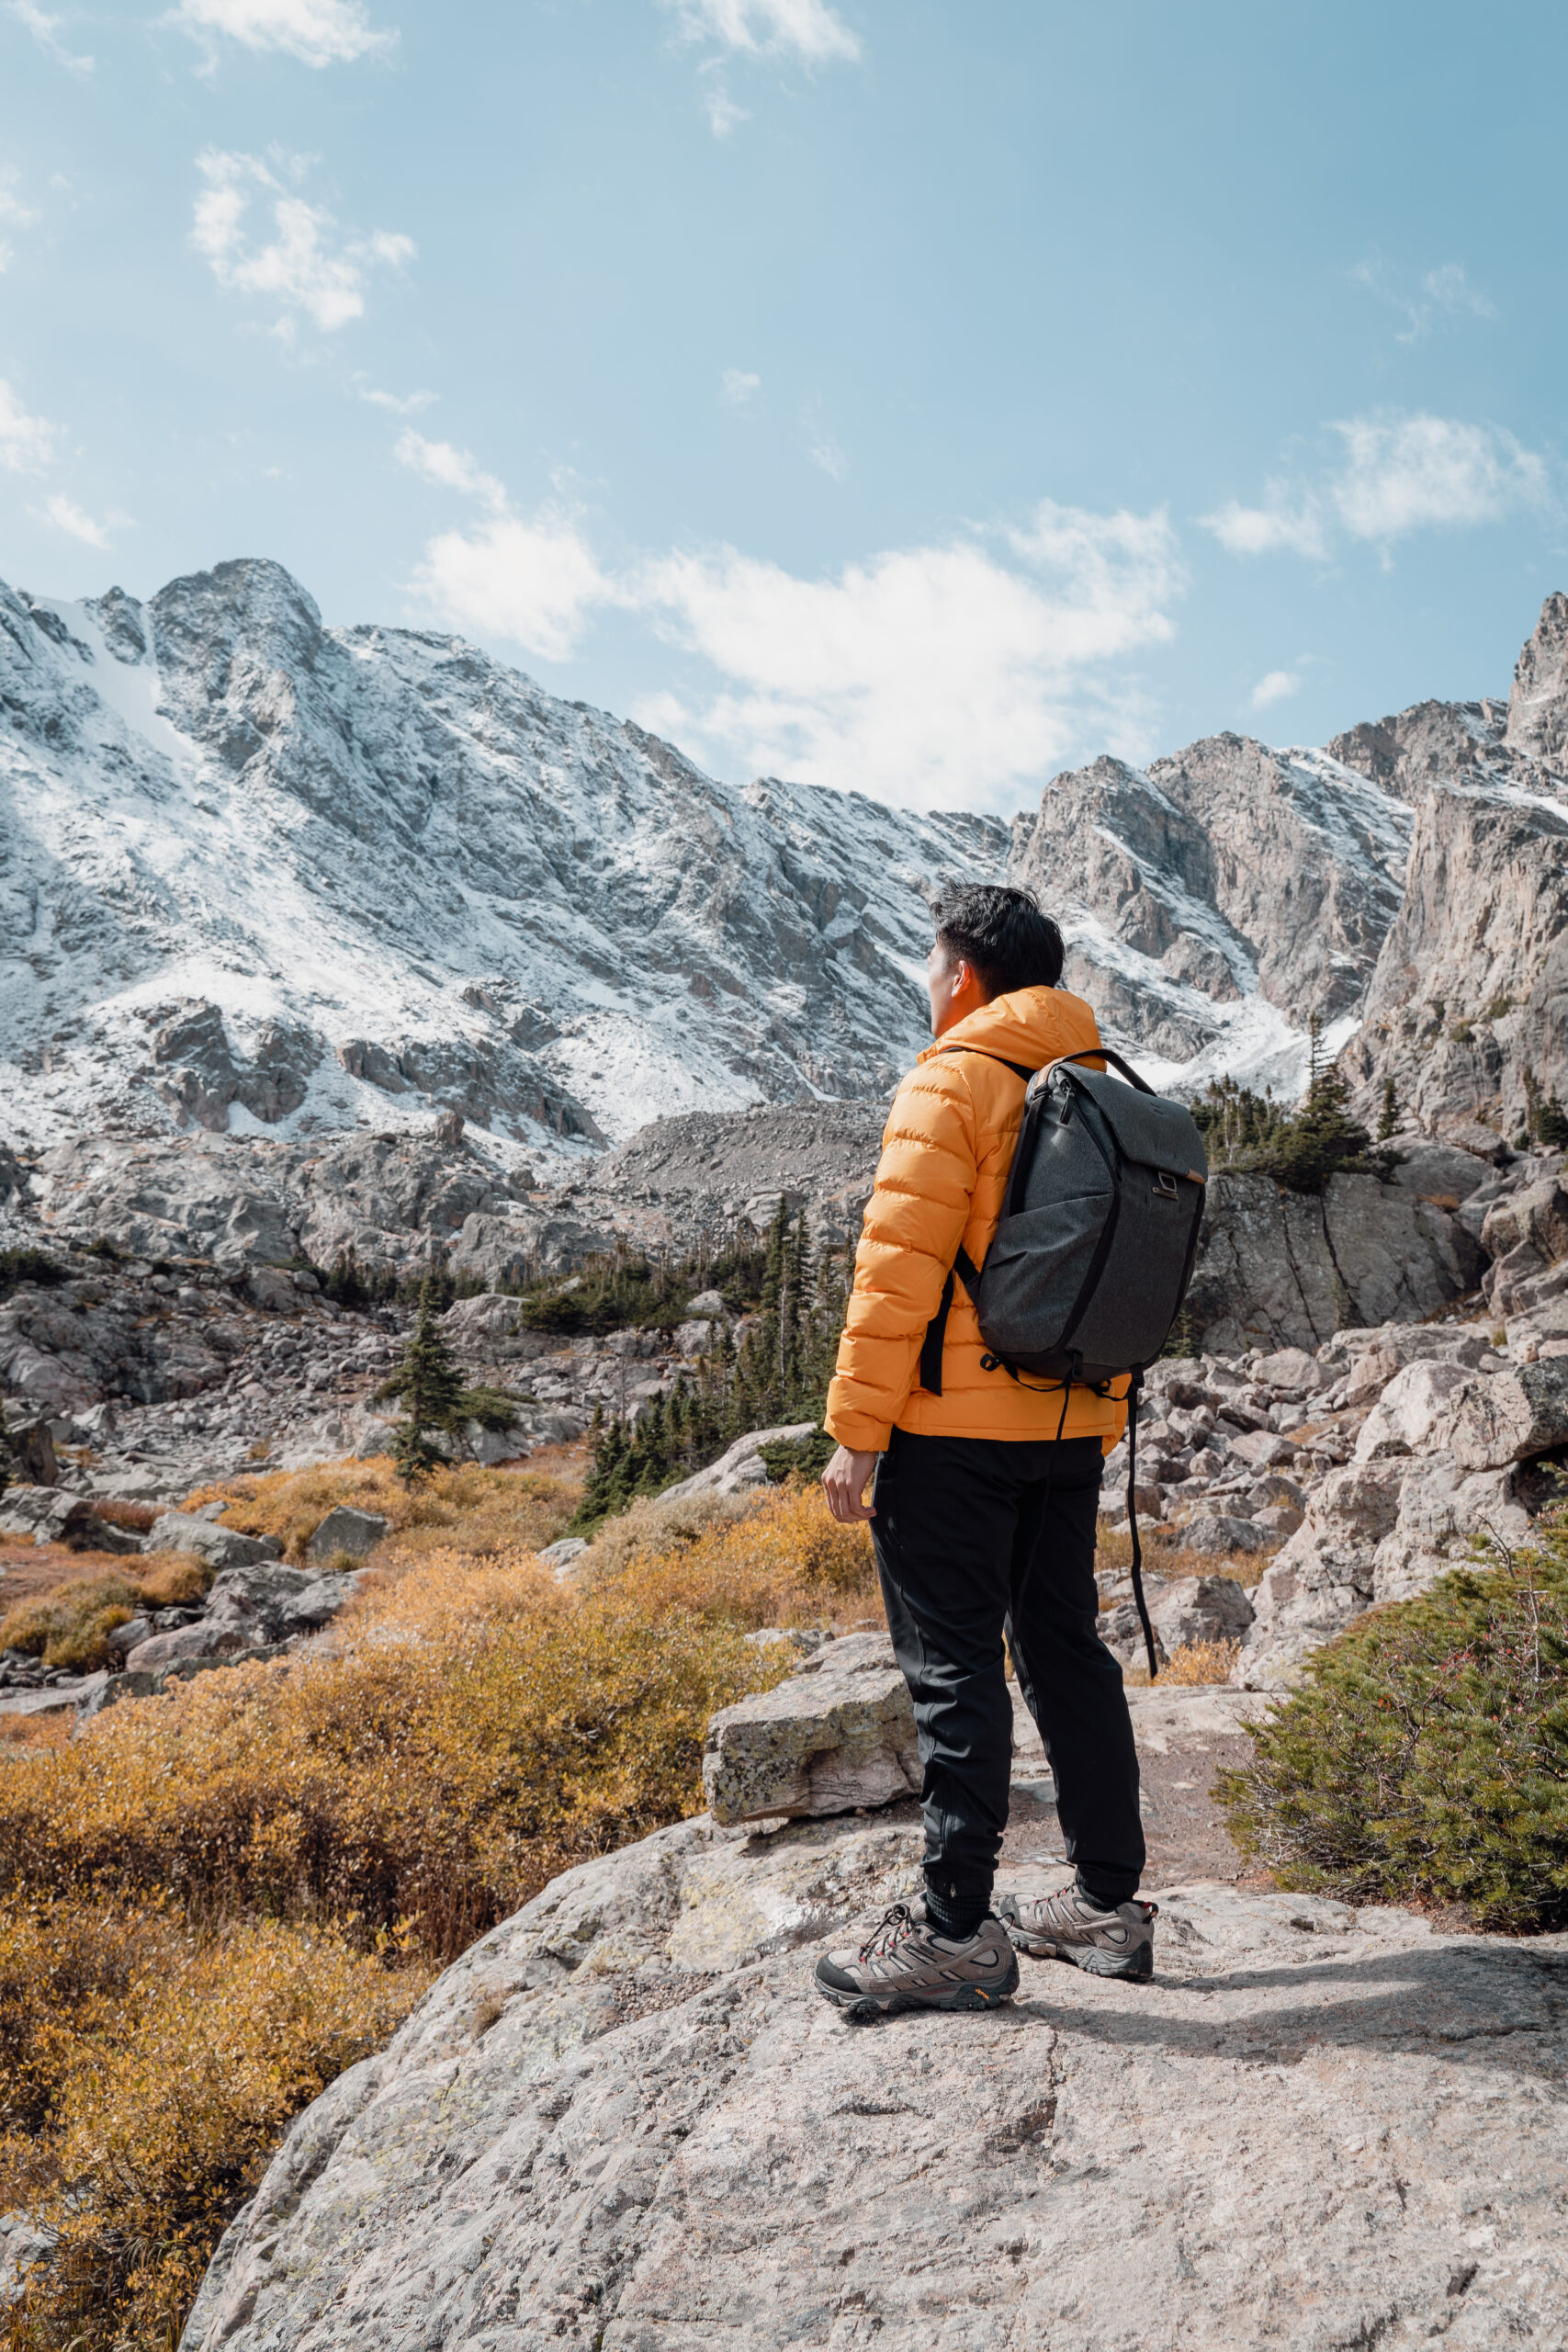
[760,1195,791,1316]
[1306,1011,1325,1095]
[388,1272,468,1483]
[1377,1075,1400,1142]
[1523,1066,1568,1148]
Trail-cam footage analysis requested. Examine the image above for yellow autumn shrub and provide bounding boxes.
[0,1473,870,2349]
[0,1903,423,2351]
[181,1455,576,1563]
[0,1554,211,1673]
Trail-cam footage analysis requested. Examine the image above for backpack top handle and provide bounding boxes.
[1039,1045,1157,1097]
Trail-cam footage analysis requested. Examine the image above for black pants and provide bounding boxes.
[871,1428,1144,1910]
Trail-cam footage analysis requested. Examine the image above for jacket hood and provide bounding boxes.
[915,985,1099,1073]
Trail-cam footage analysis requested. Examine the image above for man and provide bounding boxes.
[815,882,1154,2016]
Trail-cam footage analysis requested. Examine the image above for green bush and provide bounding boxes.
[1190,1019,1396,1196]
[1217,1521,1568,1930]
[0,1248,67,1303]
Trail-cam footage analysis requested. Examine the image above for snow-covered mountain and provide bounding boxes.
[4,556,1566,1163]
[0,560,1004,1159]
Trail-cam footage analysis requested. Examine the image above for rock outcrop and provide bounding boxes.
[1183,1163,1489,1354]
[180,1805,1568,2352]
[703,1633,921,1824]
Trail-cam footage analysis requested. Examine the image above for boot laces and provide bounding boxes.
[859,1902,919,1962]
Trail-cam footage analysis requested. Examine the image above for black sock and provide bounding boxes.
[1076,1874,1134,1912]
[923,1875,988,1941]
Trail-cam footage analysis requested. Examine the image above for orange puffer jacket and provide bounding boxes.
[825,988,1131,1454]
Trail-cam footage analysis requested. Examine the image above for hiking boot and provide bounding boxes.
[996,1882,1157,1981]
[814,1899,1020,2019]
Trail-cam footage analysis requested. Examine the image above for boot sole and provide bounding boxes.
[814,1952,1021,2020]
[1006,1932,1153,1982]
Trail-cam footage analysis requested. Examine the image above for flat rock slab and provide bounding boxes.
[186,1811,1568,2352]
[703,1632,920,1825]
[0,1670,106,1719]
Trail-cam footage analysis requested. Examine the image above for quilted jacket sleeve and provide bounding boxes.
[823,1058,978,1453]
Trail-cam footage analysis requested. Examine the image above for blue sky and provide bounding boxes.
[1,0,1564,813]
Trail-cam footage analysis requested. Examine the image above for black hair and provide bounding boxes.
[929,883,1064,999]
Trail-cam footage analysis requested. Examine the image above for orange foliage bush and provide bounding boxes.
[0,1903,423,2350]
[0,1474,870,2348]
[0,1554,210,1672]
[181,1454,576,1564]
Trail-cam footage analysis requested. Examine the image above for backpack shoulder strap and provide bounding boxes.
[916,1045,1034,1397]
[931,1043,1035,1083]
[918,1245,982,1397]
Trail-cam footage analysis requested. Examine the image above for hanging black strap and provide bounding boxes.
[1123,1364,1157,1679]
[918,1245,981,1396]
[1008,1352,1079,1625]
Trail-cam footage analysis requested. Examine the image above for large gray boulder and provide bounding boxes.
[660,1421,818,1504]
[146,1512,284,1569]
[205,1561,360,1640]
[123,1561,358,1674]
[1371,1453,1534,1606]
[177,1807,1568,2352]
[1355,1357,1568,1474]
[1184,1171,1486,1356]
[702,1633,920,1825]
[306,1506,389,1565]
[0,1484,92,1545]
[1235,1462,1407,1687]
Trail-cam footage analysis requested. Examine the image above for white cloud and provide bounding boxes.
[1351,256,1495,343]
[42,492,114,548]
[633,501,1181,810]
[665,0,858,133]
[807,427,847,481]
[408,512,612,665]
[1250,669,1300,710]
[666,0,860,62]
[1422,263,1495,322]
[0,179,38,220]
[720,368,761,408]
[0,169,40,271]
[701,73,750,136]
[401,419,1182,810]
[0,378,57,473]
[1201,493,1326,560]
[358,381,436,414]
[1331,413,1545,542]
[1204,412,1548,562]
[167,0,392,67]
[6,0,93,74]
[192,150,413,336]
[395,429,505,511]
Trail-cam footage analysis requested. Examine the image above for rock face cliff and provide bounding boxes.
[1019,595,1568,1136]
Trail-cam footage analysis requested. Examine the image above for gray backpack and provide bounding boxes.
[919,1045,1209,1676]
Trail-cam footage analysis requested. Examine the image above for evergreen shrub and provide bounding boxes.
[572,1199,850,1527]
[0,1249,67,1303]
[1217,1520,1568,1929]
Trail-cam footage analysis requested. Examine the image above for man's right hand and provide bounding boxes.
[822,1444,880,1524]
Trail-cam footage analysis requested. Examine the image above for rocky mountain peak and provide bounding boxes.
[1505,588,1568,762]
[5,560,1568,1166]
